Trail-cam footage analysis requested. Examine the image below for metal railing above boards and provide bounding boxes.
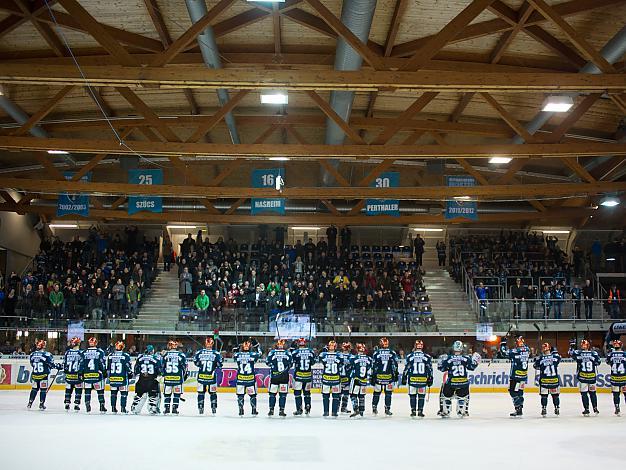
[470,297,623,332]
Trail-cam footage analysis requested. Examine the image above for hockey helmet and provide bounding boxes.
[341,341,352,352]
[452,340,463,353]
[580,339,591,350]
[414,339,424,350]
[69,337,81,348]
[87,336,98,347]
[327,340,337,352]
[145,345,155,354]
[241,340,252,351]
[35,339,46,350]
[612,339,623,350]
[115,341,125,351]
[541,342,551,354]
[356,343,367,354]
[297,337,307,347]
[515,336,525,347]
[167,339,178,350]
[379,337,390,348]
[205,337,215,349]
[276,338,286,349]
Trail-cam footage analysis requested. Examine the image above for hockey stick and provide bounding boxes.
[46,368,61,393]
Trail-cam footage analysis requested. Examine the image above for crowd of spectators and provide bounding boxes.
[174,231,433,329]
[0,226,158,327]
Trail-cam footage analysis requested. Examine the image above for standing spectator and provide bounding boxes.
[162,233,173,272]
[553,284,564,319]
[274,226,285,247]
[608,284,622,319]
[65,287,80,320]
[541,285,552,319]
[582,279,594,319]
[413,234,425,267]
[126,279,141,318]
[570,282,582,319]
[340,226,351,251]
[111,278,126,316]
[194,289,210,319]
[89,287,106,323]
[475,282,488,321]
[49,283,64,320]
[279,287,294,310]
[326,225,337,252]
[20,283,34,318]
[572,245,583,277]
[33,284,48,319]
[179,267,193,307]
[436,241,447,267]
[3,288,17,326]
[510,278,525,319]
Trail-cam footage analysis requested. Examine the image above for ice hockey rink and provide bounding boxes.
[0,390,622,470]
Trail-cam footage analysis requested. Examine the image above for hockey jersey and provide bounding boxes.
[349,353,373,386]
[606,350,626,386]
[533,352,561,389]
[500,343,531,382]
[162,350,187,385]
[291,347,316,383]
[318,351,342,386]
[82,347,107,383]
[267,349,293,381]
[107,351,132,386]
[233,346,262,386]
[193,348,223,384]
[340,352,353,384]
[569,348,601,384]
[63,348,84,384]
[29,350,57,381]
[134,353,161,380]
[403,350,433,387]
[438,353,479,388]
[372,348,399,385]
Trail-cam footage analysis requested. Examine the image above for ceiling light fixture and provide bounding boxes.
[453,196,471,200]
[167,225,199,230]
[600,195,620,207]
[269,157,290,161]
[47,150,69,155]
[542,95,574,113]
[413,228,444,232]
[261,92,288,105]
[542,230,570,234]
[49,223,79,229]
[291,226,321,230]
[489,156,512,164]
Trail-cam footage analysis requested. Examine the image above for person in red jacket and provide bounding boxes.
[608,284,622,319]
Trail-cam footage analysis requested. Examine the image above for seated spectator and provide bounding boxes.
[333,269,349,287]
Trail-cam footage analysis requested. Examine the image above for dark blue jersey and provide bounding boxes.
[606,350,626,386]
[403,350,433,387]
[193,348,223,385]
[107,351,132,386]
[500,343,531,382]
[340,352,353,383]
[63,348,84,384]
[291,347,316,383]
[318,351,342,386]
[569,348,600,384]
[134,354,161,380]
[233,347,262,386]
[162,350,187,385]
[438,354,479,388]
[349,353,373,386]
[29,350,57,381]
[82,347,107,383]
[533,352,561,389]
[267,349,293,381]
[372,348,399,384]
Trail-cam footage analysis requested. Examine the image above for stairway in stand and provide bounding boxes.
[422,247,477,332]
[132,269,181,330]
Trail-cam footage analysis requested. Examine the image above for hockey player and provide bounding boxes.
[533,342,561,417]
[349,343,372,418]
[438,341,480,418]
[371,337,399,416]
[28,339,59,410]
[402,339,433,418]
[63,337,84,411]
[131,345,162,415]
[291,337,316,416]
[318,340,342,417]
[162,340,188,415]
[233,338,262,416]
[82,336,107,413]
[569,338,601,416]
[107,341,133,413]
[339,342,353,414]
[606,339,626,415]
[500,335,531,417]
[193,336,223,415]
[267,338,293,417]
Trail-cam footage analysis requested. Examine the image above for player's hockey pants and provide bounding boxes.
[408,386,427,412]
[540,387,560,408]
[164,384,182,411]
[64,382,82,406]
[293,380,311,411]
[509,380,525,408]
[579,383,597,410]
[372,383,393,410]
[442,384,469,415]
[197,384,217,411]
[29,378,49,405]
[110,385,128,410]
[84,381,105,407]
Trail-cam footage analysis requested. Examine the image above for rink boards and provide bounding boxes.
[0,358,615,393]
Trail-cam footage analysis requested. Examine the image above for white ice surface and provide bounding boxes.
[0,390,623,470]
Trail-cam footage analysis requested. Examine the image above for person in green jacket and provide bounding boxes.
[49,283,64,320]
[194,289,210,320]
[126,280,141,318]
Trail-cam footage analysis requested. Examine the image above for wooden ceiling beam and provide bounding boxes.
[151,0,236,67]
[0,203,600,225]
[384,0,409,58]
[489,3,534,64]
[2,177,625,200]
[3,64,623,91]
[527,0,616,74]
[305,91,367,145]
[371,92,438,145]
[455,158,490,186]
[522,25,586,69]
[543,93,602,143]
[1,136,625,159]
[13,85,74,136]
[70,128,134,182]
[563,157,597,183]
[56,0,138,67]
[390,0,624,57]
[494,158,530,185]
[402,0,497,71]
[318,160,350,187]
[303,0,384,70]
[479,92,538,143]
[0,0,57,40]
[186,89,249,143]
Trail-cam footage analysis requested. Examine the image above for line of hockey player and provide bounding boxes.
[27,334,626,418]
